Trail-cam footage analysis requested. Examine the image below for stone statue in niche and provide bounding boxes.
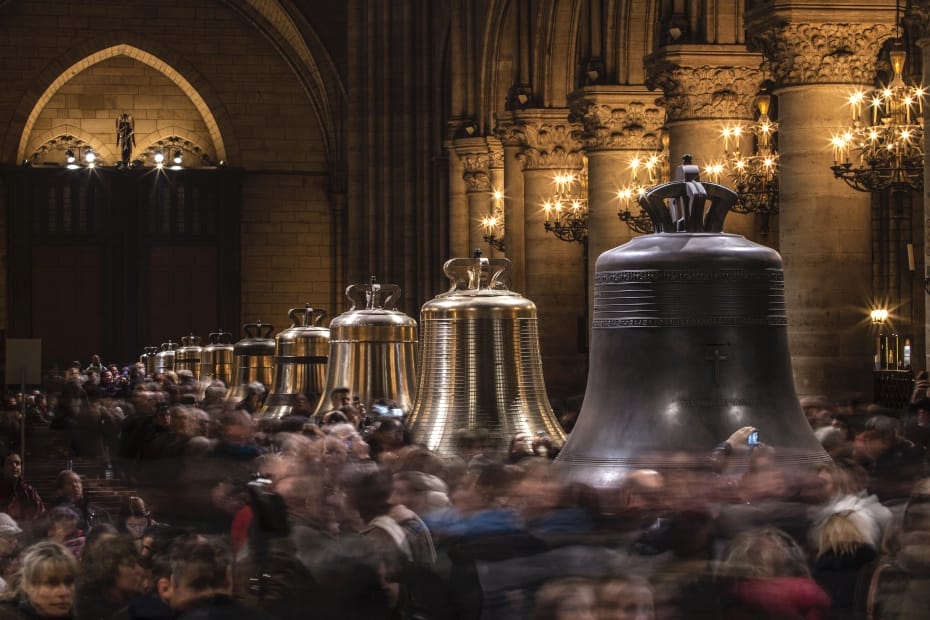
[116,113,135,167]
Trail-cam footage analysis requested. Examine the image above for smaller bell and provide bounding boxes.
[226,322,276,403]
[199,330,235,387]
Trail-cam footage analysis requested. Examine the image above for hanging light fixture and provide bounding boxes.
[705,93,780,238]
[543,164,589,243]
[616,149,669,234]
[830,40,925,194]
[481,189,506,251]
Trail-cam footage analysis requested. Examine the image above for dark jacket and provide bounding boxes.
[0,599,74,620]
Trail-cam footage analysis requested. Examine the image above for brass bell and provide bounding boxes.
[311,279,418,419]
[154,341,178,374]
[225,322,276,403]
[139,346,159,379]
[175,335,203,380]
[260,304,331,421]
[199,330,235,387]
[555,159,830,487]
[407,252,566,455]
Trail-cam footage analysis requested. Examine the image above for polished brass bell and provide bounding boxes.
[226,322,276,403]
[175,335,203,380]
[260,304,331,421]
[407,252,566,455]
[154,341,178,374]
[139,347,158,379]
[311,279,418,418]
[199,330,235,387]
[555,159,830,487]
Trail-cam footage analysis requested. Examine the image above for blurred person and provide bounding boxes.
[82,524,119,556]
[595,574,654,620]
[0,541,77,620]
[367,418,408,464]
[0,515,22,594]
[234,382,265,417]
[75,535,147,620]
[50,471,109,532]
[853,416,925,502]
[809,510,877,618]
[903,397,930,454]
[390,471,450,518]
[0,454,44,521]
[715,526,831,619]
[118,497,156,553]
[312,387,353,426]
[531,576,596,620]
[84,355,105,377]
[41,507,85,559]
[507,433,536,464]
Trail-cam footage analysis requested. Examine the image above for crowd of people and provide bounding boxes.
[0,355,926,619]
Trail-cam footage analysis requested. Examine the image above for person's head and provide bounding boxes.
[218,408,254,444]
[154,402,171,429]
[531,577,597,620]
[120,496,152,541]
[83,523,119,555]
[595,575,654,620]
[3,452,23,480]
[330,387,352,409]
[79,535,146,602]
[166,538,232,611]
[19,542,78,618]
[390,471,449,515]
[717,526,811,580]
[509,433,535,458]
[45,506,80,544]
[854,428,893,462]
[55,470,83,502]
[812,510,872,559]
[346,470,394,522]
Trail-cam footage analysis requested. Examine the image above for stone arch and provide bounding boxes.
[15,44,226,165]
[26,125,116,165]
[537,0,583,107]
[480,0,514,125]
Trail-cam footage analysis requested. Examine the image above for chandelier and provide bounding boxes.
[830,41,925,194]
[543,166,589,243]
[705,94,780,238]
[481,189,506,251]
[617,151,669,234]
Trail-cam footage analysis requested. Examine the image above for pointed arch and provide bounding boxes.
[15,44,225,164]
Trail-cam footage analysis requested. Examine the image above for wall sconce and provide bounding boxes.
[65,149,75,164]
[173,150,182,165]
[84,151,96,167]
[154,151,165,168]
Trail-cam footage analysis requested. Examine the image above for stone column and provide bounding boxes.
[446,139,468,258]
[495,118,526,291]
[513,109,588,393]
[910,1,930,371]
[454,137,493,254]
[746,11,896,397]
[645,47,764,241]
[567,87,666,316]
[488,138,505,258]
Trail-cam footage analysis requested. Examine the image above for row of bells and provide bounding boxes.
[138,171,830,486]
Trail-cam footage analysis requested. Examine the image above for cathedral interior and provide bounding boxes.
[0,0,928,405]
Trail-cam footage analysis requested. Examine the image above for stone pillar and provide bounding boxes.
[446,139,468,258]
[488,138,505,258]
[746,10,896,397]
[495,118,526,291]
[454,137,494,254]
[513,109,588,394]
[910,1,930,371]
[645,47,764,240]
[567,87,666,315]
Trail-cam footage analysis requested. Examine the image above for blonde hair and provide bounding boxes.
[814,510,870,558]
[717,527,810,579]
[18,541,78,593]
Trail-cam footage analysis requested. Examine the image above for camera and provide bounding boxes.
[747,430,760,446]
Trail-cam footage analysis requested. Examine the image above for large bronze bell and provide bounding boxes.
[175,335,203,380]
[407,253,566,455]
[260,304,331,421]
[154,341,178,374]
[226,322,276,403]
[199,330,235,387]
[555,159,830,487]
[311,279,418,418]
[139,346,158,378]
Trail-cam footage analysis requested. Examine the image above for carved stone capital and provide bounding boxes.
[493,117,524,148]
[568,91,665,151]
[646,63,762,122]
[453,137,492,192]
[460,152,492,192]
[748,23,895,86]
[512,110,584,171]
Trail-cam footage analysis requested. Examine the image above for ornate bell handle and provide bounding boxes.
[244,321,274,339]
[443,251,512,291]
[181,336,189,347]
[310,307,328,326]
[208,331,233,345]
[145,346,158,354]
[345,279,402,310]
[288,305,310,327]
